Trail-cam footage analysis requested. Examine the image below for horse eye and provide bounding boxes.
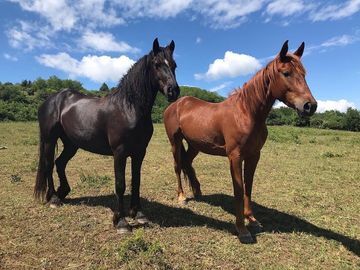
[283,71,290,77]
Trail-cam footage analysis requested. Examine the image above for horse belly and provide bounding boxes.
[183,132,227,157]
[77,139,112,155]
[180,113,226,156]
[66,130,113,155]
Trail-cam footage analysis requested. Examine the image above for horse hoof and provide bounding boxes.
[49,195,63,208]
[116,218,131,234]
[238,232,255,244]
[57,186,71,200]
[248,220,263,234]
[178,199,188,205]
[135,211,149,225]
[193,190,202,199]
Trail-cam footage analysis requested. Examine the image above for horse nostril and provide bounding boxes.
[303,102,311,113]
[303,102,317,116]
[169,85,180,98]
[311,102,317,114]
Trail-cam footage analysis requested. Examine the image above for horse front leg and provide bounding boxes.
[129,150,149,225]
[112,149,130,234]
[244,152,262,232]
[229,151,254,244]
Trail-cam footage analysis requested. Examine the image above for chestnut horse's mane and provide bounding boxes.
[229,54,306,115]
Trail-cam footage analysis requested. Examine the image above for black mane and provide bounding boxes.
[109,52,156,113]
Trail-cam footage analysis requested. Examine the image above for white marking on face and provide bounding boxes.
[165,59,169,67]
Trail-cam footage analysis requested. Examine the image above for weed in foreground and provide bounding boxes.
[79,173,111,188]
[117,229,171,269]
[321,151,343,158]
[10,174,22,183]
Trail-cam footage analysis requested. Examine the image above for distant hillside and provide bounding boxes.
[0,77,224,123]
[0,77,359,131]
[152,86,225,122]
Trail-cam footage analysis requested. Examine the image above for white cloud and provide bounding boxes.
[80,31,139,53]
[108,0,265,29]
[114,0,192,18]
[9,0,124,32]
[8,0,360,39]
[310,0,360,21]
[195,51,261,80]
[209,81,232,92]
[9,0,77,31]
[3,53,18,61]
[36,52,135,83]
[196,37,202,44]
[321,34,359,47]
[265,0,307,17]
[274,99,356,113]
[302,33,360,56]
[75,0,124,28]
[6,21,53,51]
[317,99,356,113]
[193,0,264,29]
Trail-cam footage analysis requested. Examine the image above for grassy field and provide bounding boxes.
[0,122,359,269]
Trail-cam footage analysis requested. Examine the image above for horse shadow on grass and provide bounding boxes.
[65,193,359,256]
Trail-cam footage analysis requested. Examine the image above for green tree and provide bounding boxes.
[32,78,47,92]
[99,82,110,92]
[62,79,84,92]
[0,84,28,103]
[344,108,360,131]
[47,76,63,90]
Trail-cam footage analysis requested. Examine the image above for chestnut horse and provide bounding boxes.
[35,39,180,233]
[164,41,317,243]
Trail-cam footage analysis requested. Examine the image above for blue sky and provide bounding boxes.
[1,0,360,112]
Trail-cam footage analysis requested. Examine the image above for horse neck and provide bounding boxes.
[234,69,275,122]
[111,55,157,117]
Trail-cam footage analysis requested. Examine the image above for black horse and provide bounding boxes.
[34,38,180,233]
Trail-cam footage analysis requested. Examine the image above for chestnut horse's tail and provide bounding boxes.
[164,99,200,195]
[179,142,200,194]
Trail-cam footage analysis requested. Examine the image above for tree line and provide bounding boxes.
[0,76,359,131]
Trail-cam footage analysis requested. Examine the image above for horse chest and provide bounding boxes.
[242,128,267,154]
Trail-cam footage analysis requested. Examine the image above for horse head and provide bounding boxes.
[150,38,180,102]
[271,41,317,116]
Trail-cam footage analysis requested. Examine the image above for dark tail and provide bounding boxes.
[34,133,48,202]
[34,90,64,202]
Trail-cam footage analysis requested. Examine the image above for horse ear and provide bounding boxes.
[153,38,160,55]
[294,42,305,58]
[168,40,175,54]
[279,40,289,61]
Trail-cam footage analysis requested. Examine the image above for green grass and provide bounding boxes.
[0,122,359,269]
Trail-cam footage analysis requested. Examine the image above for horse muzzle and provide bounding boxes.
[298,101,317,117]
[167,85,180,102]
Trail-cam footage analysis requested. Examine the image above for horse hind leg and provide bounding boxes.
[171,134,187,204]
[42,140,58,207]
[55,136,78,201]
[164,105,187,204]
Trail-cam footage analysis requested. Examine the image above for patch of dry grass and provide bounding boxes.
[0,122,359,269]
